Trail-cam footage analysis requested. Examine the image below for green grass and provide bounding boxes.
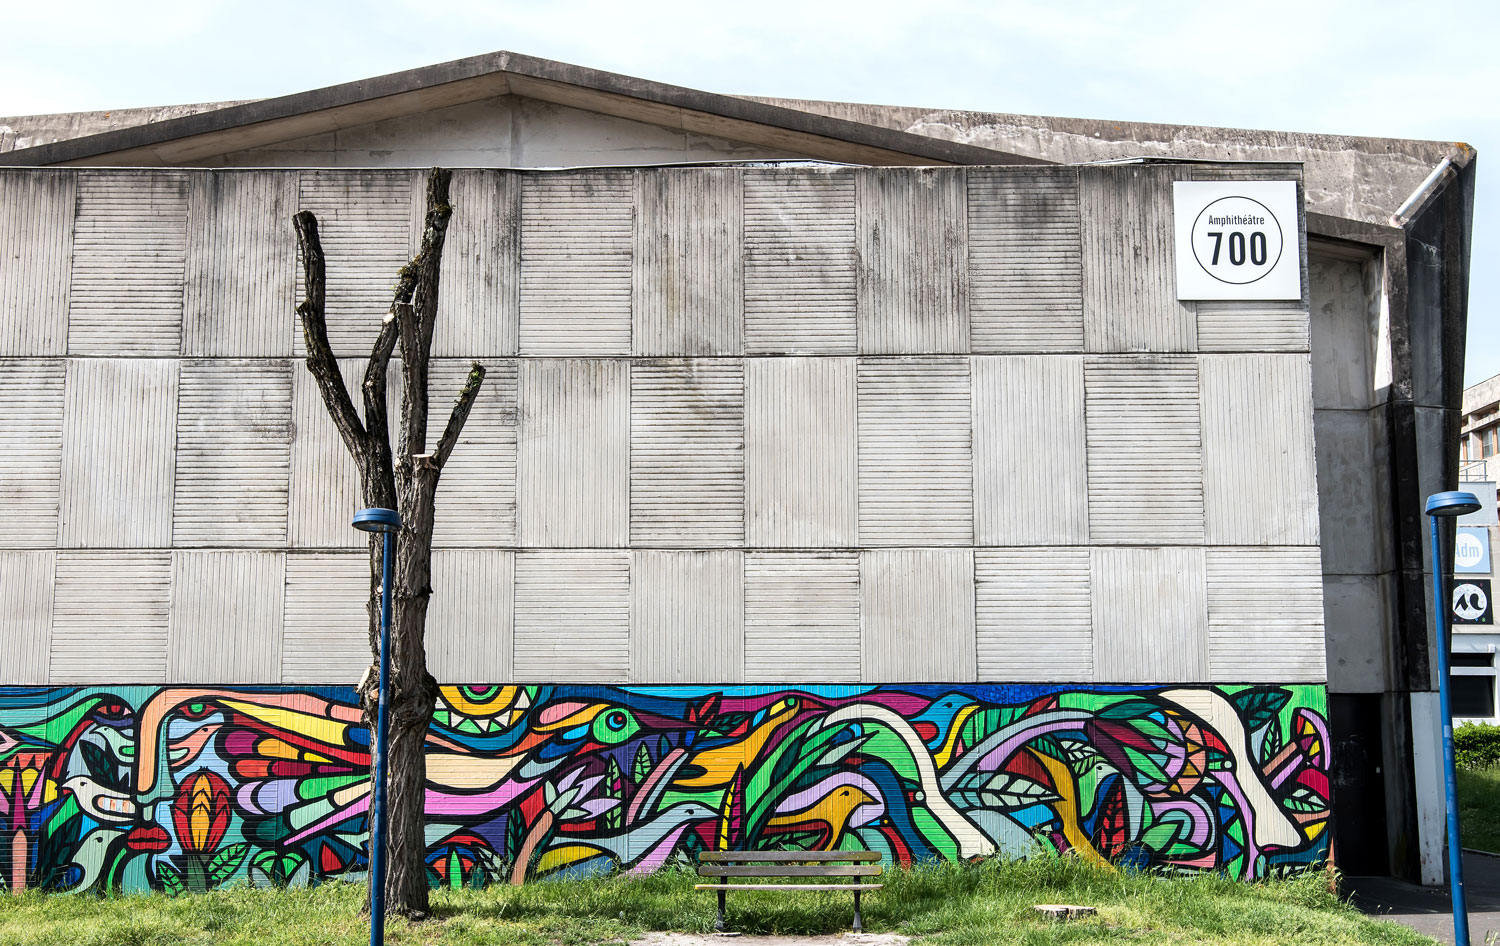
[0,857,1435,946]
[1458,766,1500,854]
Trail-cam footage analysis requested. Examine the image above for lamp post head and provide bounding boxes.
[1426,491,1482,518]
[352,507,401,533]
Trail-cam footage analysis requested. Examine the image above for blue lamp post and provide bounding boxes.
[352,507,400,946]
[1425,489,1482,946]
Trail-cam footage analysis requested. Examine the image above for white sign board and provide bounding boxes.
[1460,482,1499,527]
[1173,181,1302,301]
[1457,526,1493,575]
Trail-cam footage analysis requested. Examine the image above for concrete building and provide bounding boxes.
[0,51,1477,891]
[1450,377,1500,723]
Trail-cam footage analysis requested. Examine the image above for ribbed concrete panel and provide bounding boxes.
[287,359,366,549]
[183,172,296,356]
[168,551,284,683]
[1197,302,1309,353]
[743,169,856,354]
[1091,547,1207,683]
[861,549,975,682]
[518,360,629,547]
[1200,354,1320,545]
[282,552,370,684]
[51,552,170,682]
[433,359,518,547]
[435,170,519,357]
[295,170,416,357]
[630,550,744,683]
[513,551,629,682]
[973,355,1087,544]
[519,171,633,355]
[428,549,513,684]
[172,360,292,547]
[1080,165,1194,353]
[975,549,1092,682]
[0,551,54,684]
[68,171,188,355]
[858,358,972,545]
[631,360,744,546]
[1206,547,1325,682]
[58,358,177,548]
[744,553,860,683]
[1084,357,1203,544]
[0,171,73,355]
[0,360,65,548]
[745,358,857,547]
[968,168,1083,352]
[856,168,968,354]
[634,169,743,355]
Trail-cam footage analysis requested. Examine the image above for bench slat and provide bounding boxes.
[698,851,881,863]
[697,864,882,877]
[695,883,883,892]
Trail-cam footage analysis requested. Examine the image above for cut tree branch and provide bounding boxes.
[431,362,486,471]
[398,169,454,465]
[293,210,368,463]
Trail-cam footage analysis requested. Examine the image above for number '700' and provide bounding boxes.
[1205,231,1268,266]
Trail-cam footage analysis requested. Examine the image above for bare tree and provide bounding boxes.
[293,167,482,918]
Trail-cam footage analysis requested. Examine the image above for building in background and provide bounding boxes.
[0,51,1477,888]
[1453,376,1500,723]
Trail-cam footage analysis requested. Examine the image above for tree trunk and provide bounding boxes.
[295,167,485,921]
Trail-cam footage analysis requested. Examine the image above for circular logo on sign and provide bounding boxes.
[1457,531,1487,569]
[1455,583,1490,621]
[1190,196,1285,285]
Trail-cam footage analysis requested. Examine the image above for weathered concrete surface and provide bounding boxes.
[0,101,252,153]
[1348,851,1500,945]
[747,96,1456,227]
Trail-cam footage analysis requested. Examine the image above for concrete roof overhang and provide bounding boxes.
[0,50,1051,170]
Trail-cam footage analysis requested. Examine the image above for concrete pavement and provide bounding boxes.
[1347,852,1500,944]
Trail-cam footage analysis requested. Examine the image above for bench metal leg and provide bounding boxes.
[853,889,863,933]
[715,886,726,932]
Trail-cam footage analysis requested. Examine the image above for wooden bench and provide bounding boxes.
[695,850,883,933]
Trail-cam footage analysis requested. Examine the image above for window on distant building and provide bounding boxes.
[1484,428,1497,458]
[1452,674,1495,718]
[1452,652,1494,668]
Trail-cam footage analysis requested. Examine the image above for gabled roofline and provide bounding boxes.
[0,50,1049,169]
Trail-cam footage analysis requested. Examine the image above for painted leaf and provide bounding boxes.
[1231,687,1292,732]
[1260,719,1285,766]
[1139,821,1182,850]
[633,743,653,785]
[207,842,250,886]
[156,863,185,896]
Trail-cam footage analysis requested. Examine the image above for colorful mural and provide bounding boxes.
[0,684,1329,894]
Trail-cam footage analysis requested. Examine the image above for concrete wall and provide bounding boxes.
[0,163,1325,689]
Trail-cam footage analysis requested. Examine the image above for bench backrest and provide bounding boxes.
[697,850,882,877]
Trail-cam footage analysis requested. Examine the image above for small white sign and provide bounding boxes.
[1173,180,1302,300]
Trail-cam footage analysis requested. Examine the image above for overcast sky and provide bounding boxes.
[4,0,1494,384]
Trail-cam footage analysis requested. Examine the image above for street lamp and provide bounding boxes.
[352,507,400,946]
[1425,489,1482,946]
